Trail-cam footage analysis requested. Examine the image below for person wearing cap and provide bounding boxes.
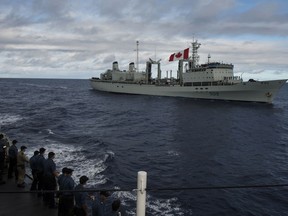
[58,168,75,216]
[0,134,7,184]
[35,147,46,197]
[92,190,112,216]
[29,150,39,191]
[112,199,126,216]
[43,151,59,209]
[74,175,89,216]
[57,167,69,204]
[58,167,69,187]
[8,140,18,180]
[16,145,29,188]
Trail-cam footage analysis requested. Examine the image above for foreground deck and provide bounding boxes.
[0,172,57,216]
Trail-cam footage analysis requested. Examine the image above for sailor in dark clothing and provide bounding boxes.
[35,147,46,196]
[111,199,126,216]
[43,151,59,208]
[74,176,89,216]
[58,167,69,187]
[58,168,75,216]
[8,140,18,179]
[0,134,7,184]
[92,191,112,216]
[29,150,39,191]
[57,167,68,200]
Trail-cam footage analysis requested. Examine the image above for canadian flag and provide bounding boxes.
[169,48,189,62]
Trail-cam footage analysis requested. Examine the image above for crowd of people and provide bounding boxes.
[0,133,126,216]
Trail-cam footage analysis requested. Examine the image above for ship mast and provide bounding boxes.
[136,41,139,72]
[191,40,201,68]
[208,53,211,64]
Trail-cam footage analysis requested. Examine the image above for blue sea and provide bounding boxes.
[0,78,288,216]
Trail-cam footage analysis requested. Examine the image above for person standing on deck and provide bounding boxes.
[58,168,75,216]
[35,147,46,197]
[30,150,39,191]
[57,167,69,189]
[0,134,7,184]
[111,199,126,216]
[92,191,112,216]
[74,176,89,216]
[8,140,18,180]
[43,151,59,208]
[17,145,29,188]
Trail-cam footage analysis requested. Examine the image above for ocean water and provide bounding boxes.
[0,78,288,216]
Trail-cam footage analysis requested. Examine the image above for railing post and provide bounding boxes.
[136,171,147,216]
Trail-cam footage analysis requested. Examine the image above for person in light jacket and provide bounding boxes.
[17,145,29,188]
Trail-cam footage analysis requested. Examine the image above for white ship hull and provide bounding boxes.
[90,79,287,103]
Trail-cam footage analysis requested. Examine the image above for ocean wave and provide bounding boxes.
[167,150,179,157]
[24,83,68,90]
[46,129,55,135]
[0,114,23,126]
[111,188,189,215]
[2,79,288,216]
[27,140,108,186]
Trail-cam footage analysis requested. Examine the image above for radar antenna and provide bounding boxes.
[208,53,211,64]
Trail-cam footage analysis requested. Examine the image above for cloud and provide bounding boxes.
[0,0,287,80]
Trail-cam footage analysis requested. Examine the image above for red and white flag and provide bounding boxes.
[169,48,189,62]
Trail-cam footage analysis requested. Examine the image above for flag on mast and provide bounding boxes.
[169,48,189,62]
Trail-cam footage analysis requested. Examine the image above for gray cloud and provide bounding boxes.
[0,0,287,79]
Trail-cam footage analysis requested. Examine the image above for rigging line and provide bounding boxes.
[146,183,288,192]
[0,188,136,194]
[1,183,288,194]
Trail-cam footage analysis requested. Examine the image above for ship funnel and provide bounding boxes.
[129,62,135,72]
[112,61,119,71]
[146,61,152,83]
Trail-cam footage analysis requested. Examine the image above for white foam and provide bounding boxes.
[24,83,68,90]
[0,114,23,126]
[110,189,187,215]
[28,140,108,186]
[146,196,187,215]
[26,140,186,215]
[167,150,179,157]
[102,150,115,164]
[46,129,55,135]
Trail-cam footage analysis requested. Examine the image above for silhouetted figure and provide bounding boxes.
[8,140,18,180]
[58,168,75,216]
[29,150,39,191]
[43,152,59,208]
[74,175,89,216]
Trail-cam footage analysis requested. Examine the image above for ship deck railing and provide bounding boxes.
[91,78,243,87]
[1,170,288,216]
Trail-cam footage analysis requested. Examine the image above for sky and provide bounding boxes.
[0,0,288,80]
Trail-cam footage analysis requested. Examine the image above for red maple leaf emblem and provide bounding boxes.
[175,52,182,58]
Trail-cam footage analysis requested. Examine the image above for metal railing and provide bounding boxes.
[1,171,288,216]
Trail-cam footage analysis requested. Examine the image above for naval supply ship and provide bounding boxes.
[90,40,287,103]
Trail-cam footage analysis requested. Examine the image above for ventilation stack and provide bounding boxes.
[112,61,119,71]
[129,62,135,72]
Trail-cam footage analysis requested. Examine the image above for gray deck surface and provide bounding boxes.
[0,171,57,216]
